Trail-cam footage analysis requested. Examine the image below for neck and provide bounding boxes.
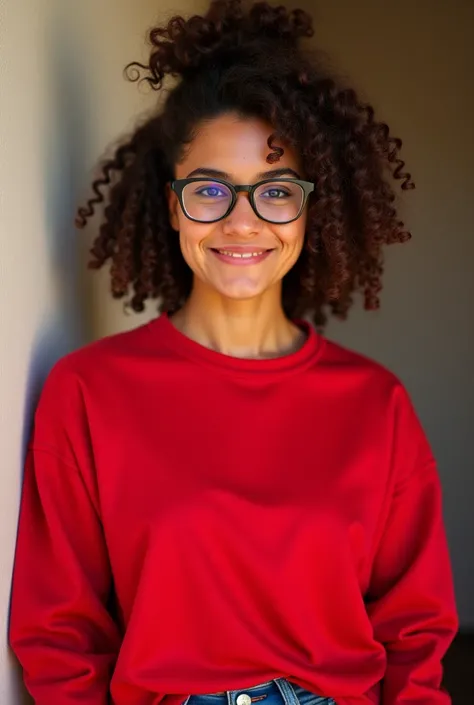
[169,283,306,360]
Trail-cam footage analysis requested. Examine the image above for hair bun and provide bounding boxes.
[125,0,314,89]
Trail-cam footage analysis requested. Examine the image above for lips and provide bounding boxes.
[212,249,269,259]
[209,247,274,266]
[210,245,274,255]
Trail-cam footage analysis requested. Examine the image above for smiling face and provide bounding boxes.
[167,112,308,303]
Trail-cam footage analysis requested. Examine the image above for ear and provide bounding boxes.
[166,182,180,231]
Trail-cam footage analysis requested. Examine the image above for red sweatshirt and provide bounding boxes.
[9,313,458,705]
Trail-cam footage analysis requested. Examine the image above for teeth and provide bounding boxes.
[218,250,265,258]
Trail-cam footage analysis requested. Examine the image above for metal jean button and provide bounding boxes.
[236,695,252,705]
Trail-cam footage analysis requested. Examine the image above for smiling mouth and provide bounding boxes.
[210,248,273,259]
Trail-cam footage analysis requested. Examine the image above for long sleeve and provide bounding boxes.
[365,386,459,704]
[9,360,122,704]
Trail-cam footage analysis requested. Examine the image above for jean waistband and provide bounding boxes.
[206,681,275,696]
[181,678,301,705]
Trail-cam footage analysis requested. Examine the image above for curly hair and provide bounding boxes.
[75,0,414,330]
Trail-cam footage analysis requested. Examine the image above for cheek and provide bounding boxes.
[178,221,212,264]
[277,222,306,257]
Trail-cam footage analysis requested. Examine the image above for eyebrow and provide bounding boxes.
[185,167,302,181]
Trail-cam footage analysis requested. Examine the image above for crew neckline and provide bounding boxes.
[147,312,324,376]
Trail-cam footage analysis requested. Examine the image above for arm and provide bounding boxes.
[9,362,121,704]
[366,386,458,704]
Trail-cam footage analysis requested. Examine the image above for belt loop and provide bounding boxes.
[273,678,300,705]
[226,691,232,705]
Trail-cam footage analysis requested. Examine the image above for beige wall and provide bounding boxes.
[1,0,472,701]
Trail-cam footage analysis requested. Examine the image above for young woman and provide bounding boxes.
[9,1,458,704]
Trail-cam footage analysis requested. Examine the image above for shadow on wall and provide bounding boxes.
[8,7,91,703]
[21,0,89,456]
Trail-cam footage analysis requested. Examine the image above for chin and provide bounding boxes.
[215,283,269,300]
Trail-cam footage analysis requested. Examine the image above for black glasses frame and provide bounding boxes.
[170,177,315,224]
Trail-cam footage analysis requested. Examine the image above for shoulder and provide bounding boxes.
[319,335,430,448]
[318,335,402,394]
[317,336,433,462]
[37,318,157,400]
[29,319,160,453]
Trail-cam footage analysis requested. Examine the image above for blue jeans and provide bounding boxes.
[182,678,335,705]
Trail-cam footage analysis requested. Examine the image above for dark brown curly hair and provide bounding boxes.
[75,0,414,330]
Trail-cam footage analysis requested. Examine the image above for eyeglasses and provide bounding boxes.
[170,177,315,225]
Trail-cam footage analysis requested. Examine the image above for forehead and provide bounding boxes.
[175,113,302,178]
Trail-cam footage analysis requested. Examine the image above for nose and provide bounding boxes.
[221,192,262,238]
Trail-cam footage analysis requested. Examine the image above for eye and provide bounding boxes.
[195,185,228,198]
[261,187,291,199]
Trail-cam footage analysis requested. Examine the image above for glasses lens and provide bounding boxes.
[253,181,304,223]
[182,180,233,222]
